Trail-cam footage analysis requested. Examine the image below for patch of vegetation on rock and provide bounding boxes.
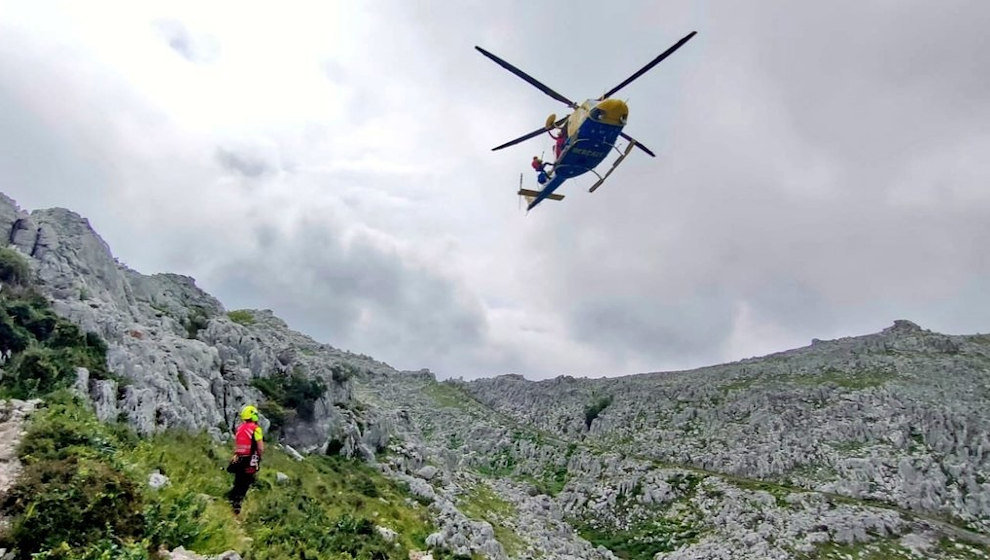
[183,305,211,339]
[424,382,477,411]
[799,538,927,560]
[577,502,704,560]
[251,368,327,423]
[0,247,31,287]
[330,362,359,383]
[0,265,113,399]
[584,394,614,429]
[226,309,255,325]
[783,366,897,391]
[457,483,523,556]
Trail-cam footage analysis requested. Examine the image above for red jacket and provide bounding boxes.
[234,421,262,456]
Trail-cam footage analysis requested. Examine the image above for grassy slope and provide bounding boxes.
[0,249,448,559]
[3,394,444,559]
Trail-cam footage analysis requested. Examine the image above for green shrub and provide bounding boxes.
[251,370,326,422]
[0,456,144,558]
[259,401,289,433]
[17,393,134,464]
[0,247,31,286]
[583,395,613,429]
[227,309,255,325]
[6,348,64,397]
[354,472,380,498]
[4,340,110,399]
[5,297,57,340]
[143,491,209,551]
[0,289,112,399]
[247,489,397,559]
[0,307,33,354]
[330,363,358,383]
[30,540,149,560]
[184,306,211,339]
[4,397,441,559]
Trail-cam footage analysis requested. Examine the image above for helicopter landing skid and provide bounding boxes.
[589,141,637,193]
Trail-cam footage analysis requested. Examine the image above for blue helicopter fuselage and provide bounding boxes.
[527,98,628,210]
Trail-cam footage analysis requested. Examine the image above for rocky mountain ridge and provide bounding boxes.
[460,320,990,533]
[2,192,988,559]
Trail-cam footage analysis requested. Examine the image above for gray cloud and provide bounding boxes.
[569,295,736,366]
[513,1,990,371]
[205,215,491,374]
[152,19,220,64]
[215,146,278,179]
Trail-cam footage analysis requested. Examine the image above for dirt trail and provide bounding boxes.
[0,400,39,523]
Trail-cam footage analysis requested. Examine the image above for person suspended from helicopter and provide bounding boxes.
[531,156,550,184]
[550,127,567,159]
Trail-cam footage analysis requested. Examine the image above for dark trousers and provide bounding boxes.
[228,458,256,512]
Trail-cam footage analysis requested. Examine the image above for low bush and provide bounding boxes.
[143,491,210,552]
[0,247,31,286]
[17,392,135,464]
[584,394,614,429]
[227,309,255,325]
[330,362,358,383]
[184,306,211,339]
[0,286,111,399]
[0,456,144,558]
[30,540,149,560]
[251,370,326,422]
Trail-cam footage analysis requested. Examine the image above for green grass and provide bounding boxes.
[423,382,476,410]
[796,540,915,559]
[730,478,794,507]
[577,506,704,560]
[574,472,706,560]
[720,377,759,393]
[3,394,441,559]
[227,309,256,325]
[790,367,896,390]
[796,537,990,560]
[826,439,869,453]
[476,447,517,477]
[457,483,523,556]
[935,538,990,560]
[536,464,569,496]
[716,367,896,395]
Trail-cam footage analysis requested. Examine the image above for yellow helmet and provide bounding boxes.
[240,405,259,422]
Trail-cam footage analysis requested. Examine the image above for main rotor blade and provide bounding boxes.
[475,46,576,108]
[620,132,656,157]
[492,126,551,151]
[602,31,697,100]
[492,116,569,152]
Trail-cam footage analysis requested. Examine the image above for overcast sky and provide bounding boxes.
[2,1,988,379]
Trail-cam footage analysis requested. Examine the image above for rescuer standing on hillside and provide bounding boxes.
[227,404,264,515]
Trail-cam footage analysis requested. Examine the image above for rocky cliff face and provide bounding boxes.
[2,192,988,559]
[0,194,383,457]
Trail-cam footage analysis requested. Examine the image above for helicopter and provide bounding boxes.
[476,31,697,211]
